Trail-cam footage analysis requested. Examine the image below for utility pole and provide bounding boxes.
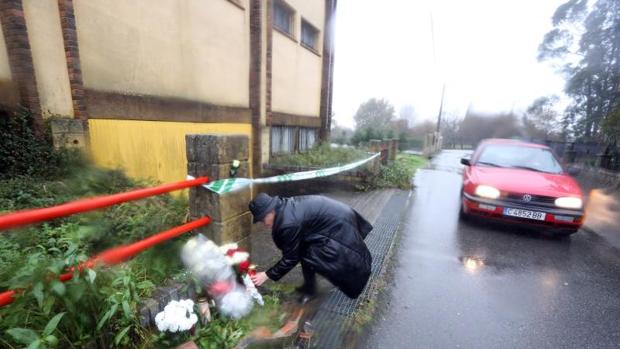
[430,12,445,133]
[437,83,445,132]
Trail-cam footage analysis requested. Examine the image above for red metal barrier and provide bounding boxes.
[0,176,209,231]
[0,216,211,307]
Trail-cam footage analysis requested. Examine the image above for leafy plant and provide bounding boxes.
[271,143,368,167]
[366,154,427,190]
[6,312,65,349]
[0,163,187,348]
[0,109,84,180]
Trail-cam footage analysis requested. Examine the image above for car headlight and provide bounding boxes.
[474,185,500,199]
[555,197,582,209]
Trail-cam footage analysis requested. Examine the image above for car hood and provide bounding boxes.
[471,166,583,197]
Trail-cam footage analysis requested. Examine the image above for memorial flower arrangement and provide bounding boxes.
[180,235,264,322]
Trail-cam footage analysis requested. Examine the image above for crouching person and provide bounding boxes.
[248,193,373,301]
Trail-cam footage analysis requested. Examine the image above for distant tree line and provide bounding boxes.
[331,98,431,149]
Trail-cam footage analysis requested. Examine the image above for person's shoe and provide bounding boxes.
[295,284,317,295]
[297,293,316,305]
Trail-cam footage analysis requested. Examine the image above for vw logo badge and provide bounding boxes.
[522,194,532,202]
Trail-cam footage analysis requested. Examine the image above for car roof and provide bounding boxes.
[478,138,550,150]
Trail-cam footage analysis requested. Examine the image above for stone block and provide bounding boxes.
[200,211,252,245]
[390,139,398,161]
[50,118,84,133]
[140,298,159,326]
[369,139,382,153]
[139,304,151,328]
[236,235,252,253]
[187,161,249,180]
[380,149,389,165]
[186,134,249,163]
[52,132,86,149]
[189,186,251,222]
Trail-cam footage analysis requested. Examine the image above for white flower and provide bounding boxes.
[224,251,249,266]
[219,243,238,254]
[154,299,198,333]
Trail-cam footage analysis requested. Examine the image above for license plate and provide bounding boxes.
[503,208,546,221]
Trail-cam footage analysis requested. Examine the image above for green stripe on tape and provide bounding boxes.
[195,152,380,194]
[222,178,236,193]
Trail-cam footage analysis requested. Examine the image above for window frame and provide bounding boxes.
[272,0,296,41]
[300,18,321,55]
[226,0,245,10]
[270,126,318,155]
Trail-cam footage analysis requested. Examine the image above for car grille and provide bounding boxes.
[503,192,557,208]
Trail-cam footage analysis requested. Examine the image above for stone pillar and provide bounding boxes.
[390,139,398,161]
[367,139,382,173]
[50,118,88,149]
[382,139,391,165]
[369,139,381,153]
[186,134,252,251]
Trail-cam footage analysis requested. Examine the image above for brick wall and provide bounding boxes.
[57,0,87,119]
[0,0,42,134]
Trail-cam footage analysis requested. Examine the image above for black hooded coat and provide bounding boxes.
[264,195,373,298]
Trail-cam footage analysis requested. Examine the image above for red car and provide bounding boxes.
[460,139,585,236]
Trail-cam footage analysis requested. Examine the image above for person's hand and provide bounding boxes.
[250,272,269,287]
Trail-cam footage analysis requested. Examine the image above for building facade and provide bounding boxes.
[0,0,336,183]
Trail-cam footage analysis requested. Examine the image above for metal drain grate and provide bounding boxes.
[304,190,410,349]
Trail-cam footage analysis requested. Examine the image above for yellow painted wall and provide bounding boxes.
[74,0,250,107]
[271,0,324,117]
[0,24,17,107]
[23,0,74,117]
[88,119,252,186]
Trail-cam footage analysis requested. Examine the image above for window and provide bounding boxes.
[271,126,318,154]
[271,126,296,154]
[301,19,319,52]
[299,128,317,151]
[273,0,294,36]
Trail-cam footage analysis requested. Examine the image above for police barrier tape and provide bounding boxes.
[190,152,381,194]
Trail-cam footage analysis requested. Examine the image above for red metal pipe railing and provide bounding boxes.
[0,216,211,307]
[0,176,209,231]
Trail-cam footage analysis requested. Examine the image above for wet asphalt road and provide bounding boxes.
[361,150,620,349]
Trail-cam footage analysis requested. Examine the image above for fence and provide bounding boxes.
[533,140,620,172]
[0,176,213,307]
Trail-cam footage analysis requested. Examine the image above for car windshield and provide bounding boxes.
[476,144,563,174]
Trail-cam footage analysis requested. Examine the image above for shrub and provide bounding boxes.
[367,154,427,190]
[270,143,368,167]
[0,109,84,180]
[0,166,187,348]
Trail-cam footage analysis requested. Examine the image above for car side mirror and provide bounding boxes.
[460,158,471,166]
[567,167,580,176]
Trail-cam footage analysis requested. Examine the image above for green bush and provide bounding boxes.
[270,143,368,167]
[368,154,427,190]
[0,109,84,180]
[0,165,188,348]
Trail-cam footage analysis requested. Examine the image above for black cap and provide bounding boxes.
[249,193,278,223]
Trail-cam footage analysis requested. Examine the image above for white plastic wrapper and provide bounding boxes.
[242,274,264,306]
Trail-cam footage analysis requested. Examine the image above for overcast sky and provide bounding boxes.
[332,0,568,129]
